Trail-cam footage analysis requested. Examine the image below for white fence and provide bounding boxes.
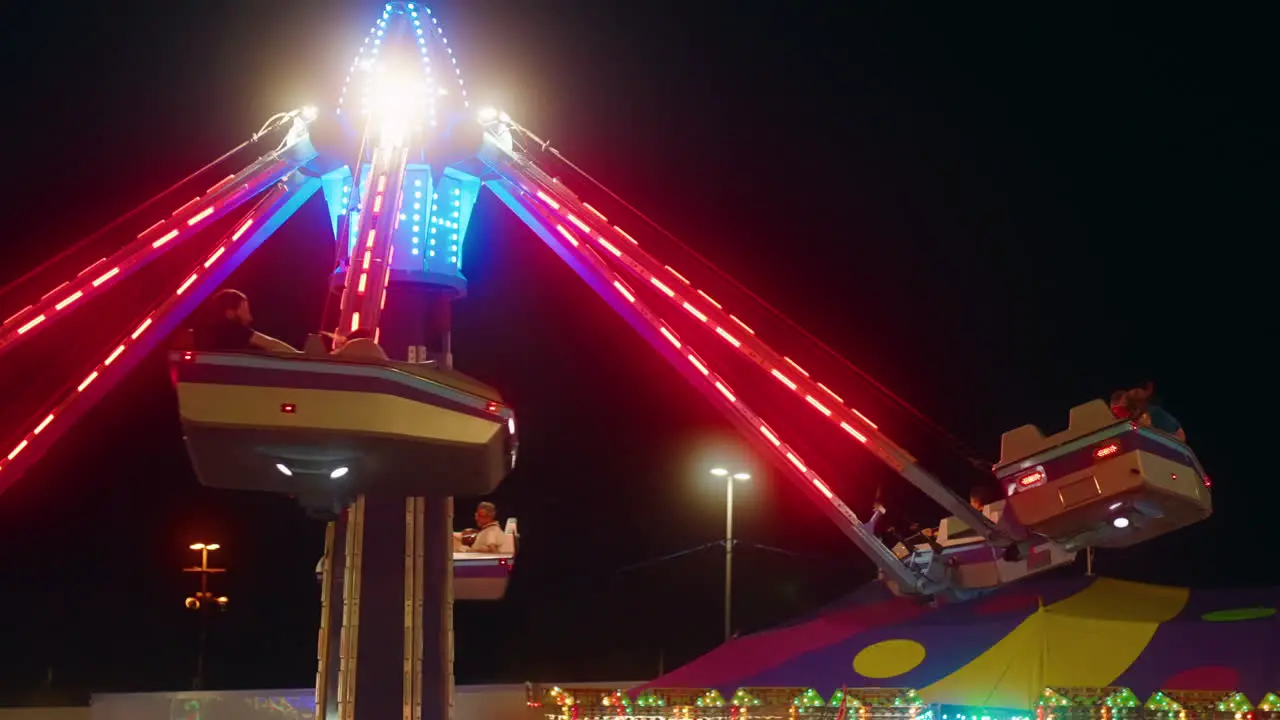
[0,682,642,720]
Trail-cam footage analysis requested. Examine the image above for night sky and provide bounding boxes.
[0,0,1267,704]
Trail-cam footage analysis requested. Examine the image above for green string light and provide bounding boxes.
[696,690,726,708]
[829,689,859,708]
[1144,692,1183,713]
[633,691,666,708]
[897,689,924,707]
[1105,689,1141,709]
[794,689,826,708]
[1217,692,1252,712]
[1036,689,1073,708]
[589,687,1269,718]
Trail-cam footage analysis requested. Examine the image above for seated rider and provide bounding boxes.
[867,501,944,558]
[194,289,298,353]
[1110,383,1186,442]
[331,327,375,351]
[331,326,388,362]
[969,483,1002,523]
[456,501,505,554]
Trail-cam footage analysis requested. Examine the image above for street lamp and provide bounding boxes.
[709,468,751,643]
[184,542,228,690]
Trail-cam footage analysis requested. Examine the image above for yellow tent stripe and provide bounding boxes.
[1041,578,1187,687]
[918,579,1189,708]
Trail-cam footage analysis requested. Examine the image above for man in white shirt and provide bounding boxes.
[458,501,505,554]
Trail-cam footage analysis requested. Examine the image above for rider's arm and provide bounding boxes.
[461,526,505,553]
[250,331,300,354]
[865,503,886,533]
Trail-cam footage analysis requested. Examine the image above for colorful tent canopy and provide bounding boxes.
[643,576,1280,709]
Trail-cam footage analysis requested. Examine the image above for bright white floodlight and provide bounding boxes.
[369,68,422,147]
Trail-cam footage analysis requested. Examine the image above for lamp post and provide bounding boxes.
[709,468,750,643]
[183,543,227,690]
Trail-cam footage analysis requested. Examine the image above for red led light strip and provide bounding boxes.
[0,190,279,476]
[519,173,912,473]
[517,192,866,528]
[338,146,408,337]
[0,156,296,359]
[354,172,388,317]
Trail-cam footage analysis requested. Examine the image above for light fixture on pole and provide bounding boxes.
[709,468,750,643]
[184,542,228,690]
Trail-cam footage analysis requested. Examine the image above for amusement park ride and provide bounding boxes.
[0,2,1214,719]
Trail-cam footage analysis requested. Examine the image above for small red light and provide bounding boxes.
[486,402,499,413]
[1018,471,1045,487]
[1203,476,1212,488]
[281,403,296,414]
[182,351,195,361]
[1094,443,1120,459]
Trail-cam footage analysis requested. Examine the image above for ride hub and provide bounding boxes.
[320,0,482,359]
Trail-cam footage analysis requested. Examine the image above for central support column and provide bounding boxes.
[316,278,461,720]
[326,495,453,720]
[314,95,484,718]
[415,497,456,720]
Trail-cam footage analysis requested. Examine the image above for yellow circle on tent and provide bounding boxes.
[853,639,927,678]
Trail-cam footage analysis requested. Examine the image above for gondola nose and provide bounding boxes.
[170,350,517,498]
[997,399,1211,549]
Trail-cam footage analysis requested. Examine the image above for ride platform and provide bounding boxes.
[887,503,1078,595]
[170,347,517,503]
[995,399,1210,549]
[453,521,519,600]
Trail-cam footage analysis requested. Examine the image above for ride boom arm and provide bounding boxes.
[472,143,957,593]
[476,125,1005,562]
[0,116,322,494]
[483,174,926,592]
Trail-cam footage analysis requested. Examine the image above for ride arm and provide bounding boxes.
[482,175,932,594]
[475,130,1004,545]
[0,115,319,362]
[0,173,321,494]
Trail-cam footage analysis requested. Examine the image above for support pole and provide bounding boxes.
[316,521,341,720]
[420,497,455,720]
[194,610,209,690]
[324,494,453,720]
[337,496,365,720]
[723,478,734,644]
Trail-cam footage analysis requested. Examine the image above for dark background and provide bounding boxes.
[0,0,1268,703]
